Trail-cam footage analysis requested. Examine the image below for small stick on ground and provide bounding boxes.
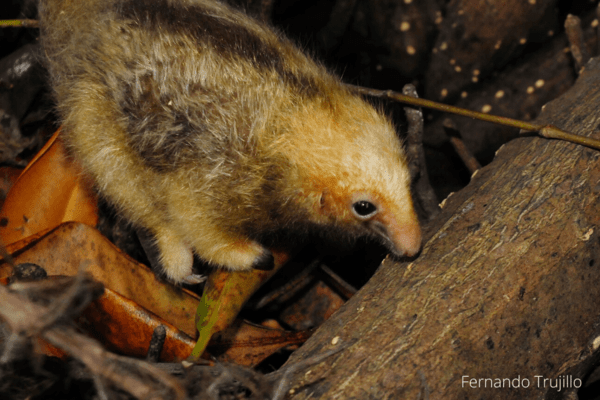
[318,264,357,300]
[0,278,186,400]
[402,84,441,221]
[565,14,590,72]
[146,325,167,363]
[443,118,482,175]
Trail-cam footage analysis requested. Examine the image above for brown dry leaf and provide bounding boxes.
[79,286,314,364]
[0,129,98,245]
[0,221,200,336]
[0,264,195,361]
[80,286,197,361]
[0,222,305,364]
[210,320,312,367]
[0,166,23,209]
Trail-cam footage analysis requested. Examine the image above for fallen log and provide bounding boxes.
[285,57,600,399]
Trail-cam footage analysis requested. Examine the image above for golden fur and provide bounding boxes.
[38,0,421,282]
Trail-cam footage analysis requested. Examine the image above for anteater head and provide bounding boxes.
[278,89,422,258]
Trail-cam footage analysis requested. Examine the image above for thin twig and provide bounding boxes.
[45,327,186,400]
[0,282,186,399]
[251,258,321,310]
[318,264,357,300]
[402,84,441,220]
[565,14,590,72]
[443,119,481,175]
[347,84,600,151]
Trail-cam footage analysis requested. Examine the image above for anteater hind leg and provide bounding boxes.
[136,226,195,283]
[139,224,274,282]
[136,227,203,284]
[189,224,275,272]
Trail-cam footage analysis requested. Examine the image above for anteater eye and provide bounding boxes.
[352,201,378,219]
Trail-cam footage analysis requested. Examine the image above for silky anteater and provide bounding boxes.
[38,0,422,283]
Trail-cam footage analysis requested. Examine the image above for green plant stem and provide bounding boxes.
[0,19,38,28]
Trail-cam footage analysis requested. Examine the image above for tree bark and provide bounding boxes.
[285,57,600,399]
